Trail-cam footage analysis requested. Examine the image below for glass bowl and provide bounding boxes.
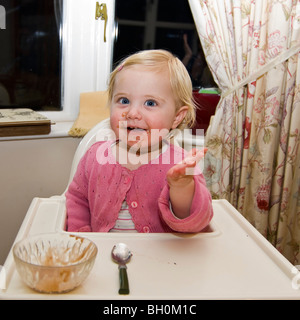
[13,233,98,294]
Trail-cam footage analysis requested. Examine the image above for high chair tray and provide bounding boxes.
[1,198,300,299]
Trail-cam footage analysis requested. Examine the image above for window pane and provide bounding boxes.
[115,0,147,21]
[0,0,62,111]
[113,25,145,65]
[113,0,216,89]
[157,0,194,23]
[155,28,195,61]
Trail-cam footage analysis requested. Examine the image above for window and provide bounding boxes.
[113,0,216,89]
[0,0,62,111]
[0,0,216,125]
[0,0,115,122]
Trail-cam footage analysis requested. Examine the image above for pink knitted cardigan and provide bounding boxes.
[66,141,213,233]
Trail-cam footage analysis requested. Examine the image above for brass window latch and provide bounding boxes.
[95,2,107,42]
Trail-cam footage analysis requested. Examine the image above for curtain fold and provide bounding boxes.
[189,0,300,264]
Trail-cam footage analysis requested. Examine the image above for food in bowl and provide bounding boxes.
[13,233,98,293]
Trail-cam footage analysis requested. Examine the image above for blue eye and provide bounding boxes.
[145,100,157,107]
[119,97,130,104]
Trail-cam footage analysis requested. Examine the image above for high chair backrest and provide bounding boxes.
[65,118,114,191]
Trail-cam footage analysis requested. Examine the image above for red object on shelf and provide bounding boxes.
[191,91,220,134]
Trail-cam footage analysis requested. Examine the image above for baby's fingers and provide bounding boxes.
[167,163,195,188]
[167,163,188,181]
[183,148,208,165]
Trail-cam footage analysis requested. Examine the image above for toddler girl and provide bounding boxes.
[66,49,213,233]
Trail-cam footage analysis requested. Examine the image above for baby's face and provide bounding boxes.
[110,64,187,152]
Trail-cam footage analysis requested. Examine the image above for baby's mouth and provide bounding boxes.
[127,126,149,133]
[126,127,150,143]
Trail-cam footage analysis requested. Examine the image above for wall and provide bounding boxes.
[0,137,80,264]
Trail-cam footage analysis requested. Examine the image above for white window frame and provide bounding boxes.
[40,0,115,122]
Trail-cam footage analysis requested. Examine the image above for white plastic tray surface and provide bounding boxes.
[1,198,300,299]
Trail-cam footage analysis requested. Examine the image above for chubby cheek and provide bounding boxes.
[148,118,175,131]
[110,113,130,142]
[110,112,121,136]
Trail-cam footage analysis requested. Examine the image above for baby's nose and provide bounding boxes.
[126,105,142,120]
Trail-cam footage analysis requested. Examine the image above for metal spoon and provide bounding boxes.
[111,243,132,295]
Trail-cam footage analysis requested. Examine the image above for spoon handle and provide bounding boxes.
[119,265,129,294]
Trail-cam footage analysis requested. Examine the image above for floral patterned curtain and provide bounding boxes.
[189,0,300,264]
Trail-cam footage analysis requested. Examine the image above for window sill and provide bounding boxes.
[0,121,76,141]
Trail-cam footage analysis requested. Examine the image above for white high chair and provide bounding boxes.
[20,118,205,234]
[65,118,114,191]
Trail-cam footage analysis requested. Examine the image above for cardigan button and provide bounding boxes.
[131,201,138,208]
[124,177,131,184]
[142,226,150,233]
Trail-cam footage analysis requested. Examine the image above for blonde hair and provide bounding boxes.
[107,49,196,129]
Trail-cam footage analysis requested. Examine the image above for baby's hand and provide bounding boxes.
[167,148,207,188]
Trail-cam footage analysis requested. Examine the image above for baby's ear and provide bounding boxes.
[172,106,188,129]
